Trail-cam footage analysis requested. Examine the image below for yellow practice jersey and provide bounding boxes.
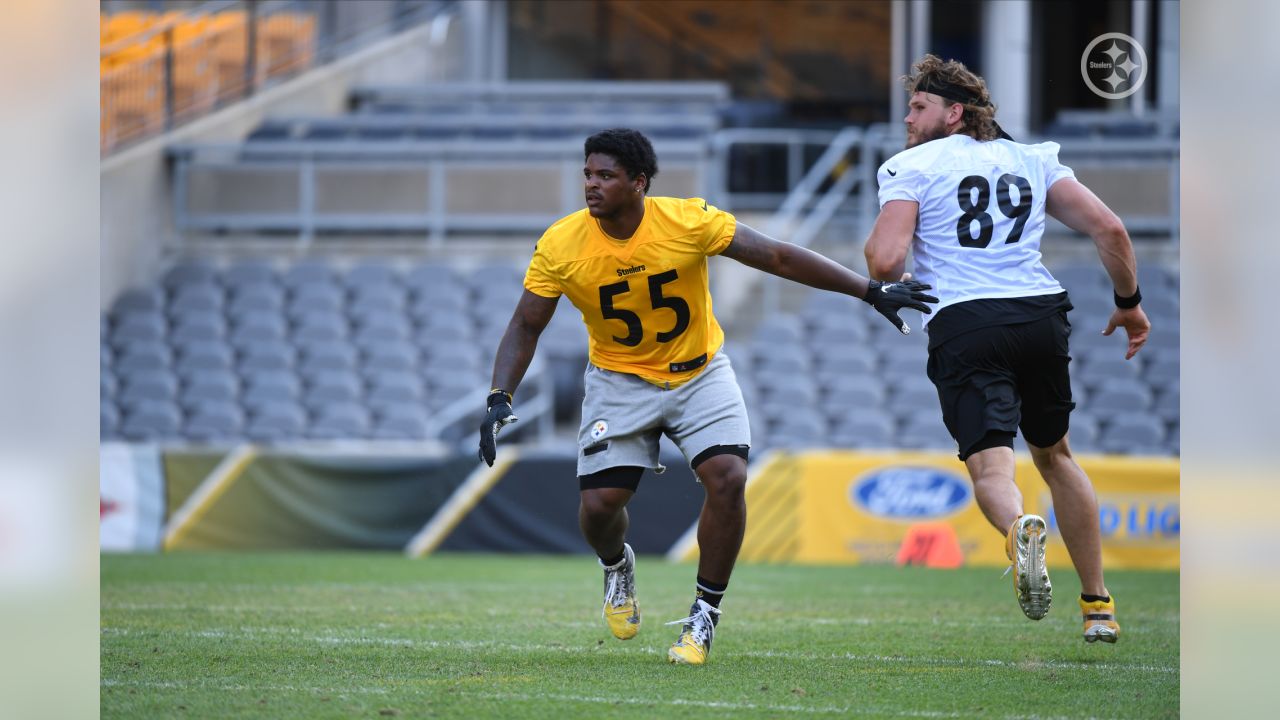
[524,196,737,387]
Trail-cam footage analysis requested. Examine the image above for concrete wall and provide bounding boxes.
[100,18,464,307]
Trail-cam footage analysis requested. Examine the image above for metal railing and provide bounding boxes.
[100,0,452,154]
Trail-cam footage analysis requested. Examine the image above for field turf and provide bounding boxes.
[101,553,1178,719]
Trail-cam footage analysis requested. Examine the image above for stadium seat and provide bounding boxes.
[115,341,172,374]
[282,260,337,288]
[168,282,224,315]
[176,340,236,376]
[229,312,288,346]
[344,260,401,289]
[162,261,219,290]
[110,288,165,317]
[1152,386,1179,423]
[240,371,302,410]
[308,402,372,439]
[118,372,179,410]
[178,370,239,410]
[303,370,363,409]
[1085,379,1153,415]
[101,402,121,438]
[1067,413,1101,451]
[1078,349,1143,388]
[830,415,895,449]
[169,311,227,345]
[221,259,278,288]
[183,400,245,441]
[111,312,167,348]
[366,372,426,411]
[361,341,420,375]
[237,340,297,372]
[753,347,810,376]
[878,351,929,382]
[291,311,349,343]
[752,314,806,346]
[1144,352,1179,385]
[245,402,308,442]
[813,346,876,377]
[121,401,183,441]
[371,413,429,440]
[1101,414,1166,454]
[405,263,463,292]
[888,376,938,411]
[298,341,359,375]
[228,282,287,316]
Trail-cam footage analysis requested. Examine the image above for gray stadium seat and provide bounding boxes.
[752,346,810,376]
[888,376,938,410]
[813,346,876,377]
[344,260,401,289]
[118,372,179,410]
[178,370,239,410]
[168,282,224,315]
[299,341,359,375]
[246,402,308,441]
[115,341,172,374]
[162,261,218,290]
[1145,327,1180,352]
[1152,386,1179,423]
[183,401,245,442]
[229,312,288,346]
[423,344,482,371]
[282,260,336,289]
[110,288,164,317]
[372,413,429,440]
[1078,349,1142,388]
[101,402,120,438]
[289,281,345,306]
[308,403,372,439]
[100,369,117,400]
[176,340,235,376]
[169,312,227,346]
[121,401,183,440]
[830,414,895,449]
[353,315,412,345]
[237,341,296,373]
[1085,379,1152,415]
[1101,413,1165,451]
[241,371,302,410]
[228,283,286,316]
[878,350,929,381]
[752,315,806,346]
[361,341,419,375]
[409,292,469,323]
[291,311,349,343]
[111,312,167,348]
[367,372,426,412]
[1144,353,1179,385]
[221,259,278,288]
[303,371,363,409]
[286,291,344,319]
[405,264,462,292]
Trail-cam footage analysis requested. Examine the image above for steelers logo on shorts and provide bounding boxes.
[590,420,609,441]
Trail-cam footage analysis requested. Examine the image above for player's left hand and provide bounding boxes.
[863,274,938,335]
[478,390,518,466]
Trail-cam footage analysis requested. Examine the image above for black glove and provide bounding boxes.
[863,279,939,335]
[478,390,518,466]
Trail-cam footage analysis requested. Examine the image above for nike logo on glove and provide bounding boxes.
[886,169,897,176]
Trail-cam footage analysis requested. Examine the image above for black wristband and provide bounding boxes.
[487,389,512,407]
[1114,286,1142,309]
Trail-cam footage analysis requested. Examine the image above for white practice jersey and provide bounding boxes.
[877,134,1074,327]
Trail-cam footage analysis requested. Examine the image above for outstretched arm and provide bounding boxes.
[721,221,936,334]
[863,200,919,281]
[480,289,559,466]
[490,289,559,395]
[1046,178,1150,359]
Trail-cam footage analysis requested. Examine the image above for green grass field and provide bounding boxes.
[101,553,1178,719]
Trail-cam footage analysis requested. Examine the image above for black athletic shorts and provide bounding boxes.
[926,310,1076,460]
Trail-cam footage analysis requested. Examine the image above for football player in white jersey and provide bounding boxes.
[864,55,1151,643]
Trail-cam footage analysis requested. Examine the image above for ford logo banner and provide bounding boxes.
[851,467,972,519]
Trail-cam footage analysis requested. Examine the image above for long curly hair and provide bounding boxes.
[584,128,659,192]
[902,54,1002,142]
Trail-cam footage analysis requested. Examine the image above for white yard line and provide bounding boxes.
[101,626,1177,674]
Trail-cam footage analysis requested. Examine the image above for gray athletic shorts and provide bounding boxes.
[576,351,751,477]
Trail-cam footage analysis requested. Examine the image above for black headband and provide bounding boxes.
[914,77,1013,141]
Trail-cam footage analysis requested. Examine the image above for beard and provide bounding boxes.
[906,120,950,149]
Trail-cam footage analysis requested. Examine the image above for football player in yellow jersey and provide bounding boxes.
[479,128,936,665]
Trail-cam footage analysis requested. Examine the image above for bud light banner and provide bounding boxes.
[708,451,1178,569]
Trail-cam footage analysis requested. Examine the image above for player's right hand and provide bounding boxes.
[863,278,939,335]
[1103,306,1151,360]
[478,390,518,466]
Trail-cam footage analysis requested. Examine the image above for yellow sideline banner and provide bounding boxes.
[682,451,1178,570]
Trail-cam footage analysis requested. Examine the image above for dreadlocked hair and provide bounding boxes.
[902,54,1002,142]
